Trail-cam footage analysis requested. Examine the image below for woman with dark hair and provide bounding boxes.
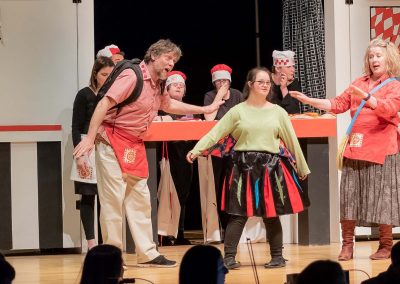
[179,245,228,284]
[72,56,114,250]
[187,67,310,269]
[80,244,123,284]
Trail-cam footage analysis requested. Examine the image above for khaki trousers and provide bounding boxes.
[95,142,159,263]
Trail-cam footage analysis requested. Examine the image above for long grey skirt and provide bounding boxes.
[340,154,400,227]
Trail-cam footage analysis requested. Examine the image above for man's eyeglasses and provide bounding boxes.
[253,80,271,86]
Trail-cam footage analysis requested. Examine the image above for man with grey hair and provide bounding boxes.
[74,39,222,267]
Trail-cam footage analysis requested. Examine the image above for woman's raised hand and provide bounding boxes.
[289,91,310,104]
[348,85,369,100]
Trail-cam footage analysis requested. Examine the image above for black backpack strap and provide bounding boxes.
[114,60,144,113]
[97,58,144,112]
[98,60,134,98]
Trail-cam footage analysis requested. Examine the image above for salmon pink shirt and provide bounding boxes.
[329,74,400,164]
[99,61,170,140]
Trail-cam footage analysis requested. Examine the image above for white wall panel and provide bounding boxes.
[0,0,94,249]
[11,142,39,249]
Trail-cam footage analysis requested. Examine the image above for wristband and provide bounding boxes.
[363,93,371,101]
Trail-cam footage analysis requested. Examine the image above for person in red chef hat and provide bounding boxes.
[199,64,244,243]
[156,71,199,246]
[269,50,301,114]
[97,44,125,64]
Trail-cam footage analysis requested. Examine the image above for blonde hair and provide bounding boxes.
[363,38,400,77]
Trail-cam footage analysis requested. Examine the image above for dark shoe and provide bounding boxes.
[174,237,191,245]
[137,255,177,268]
[224,257,241,269]
[158,235,174,246]
[264,256,286,268]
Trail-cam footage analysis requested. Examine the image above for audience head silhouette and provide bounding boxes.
[179,245,228,284]
[296,260,347,284]
[361,242,400,284]
[391,241,400,266]
[0,253,15,284]
[80,244,123,284]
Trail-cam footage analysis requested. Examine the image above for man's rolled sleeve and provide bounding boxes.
[105,69,137,105]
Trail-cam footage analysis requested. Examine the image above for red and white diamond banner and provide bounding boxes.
[370,7,400,48]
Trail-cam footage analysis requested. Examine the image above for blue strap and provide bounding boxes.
[345,77,396,135]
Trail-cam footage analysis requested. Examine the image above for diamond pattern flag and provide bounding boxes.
[370,7,400,48]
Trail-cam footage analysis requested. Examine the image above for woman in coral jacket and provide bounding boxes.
[291,38,400,261]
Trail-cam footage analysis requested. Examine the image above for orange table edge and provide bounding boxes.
[144,119,337,141]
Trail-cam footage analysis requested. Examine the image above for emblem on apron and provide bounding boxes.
[123,148,137,164]
[350,133,363,147]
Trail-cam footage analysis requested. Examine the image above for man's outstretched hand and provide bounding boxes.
[73,136,95,158]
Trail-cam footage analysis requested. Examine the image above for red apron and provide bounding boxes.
[104,125,148,178]
[345,123,395,164]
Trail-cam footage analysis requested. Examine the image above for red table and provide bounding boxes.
[144,118,336,141]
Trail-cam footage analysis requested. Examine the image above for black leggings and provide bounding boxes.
[80,195,101,241]
[224,215,283,259]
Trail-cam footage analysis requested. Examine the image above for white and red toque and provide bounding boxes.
[211,64,232,83]
[96,44,121,58]
[166,71,187,87]
[272,50,296,67]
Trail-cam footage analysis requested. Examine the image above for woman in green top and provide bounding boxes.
[187,67,311,269]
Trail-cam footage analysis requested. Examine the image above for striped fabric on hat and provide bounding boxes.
[211,64,232,83]
[166,71,186,87]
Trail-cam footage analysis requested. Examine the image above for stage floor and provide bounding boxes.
[6,241,392,284]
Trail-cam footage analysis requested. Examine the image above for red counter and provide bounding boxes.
[144,118,336,141]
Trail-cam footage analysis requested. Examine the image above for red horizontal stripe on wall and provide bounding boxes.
[0,125,62,132]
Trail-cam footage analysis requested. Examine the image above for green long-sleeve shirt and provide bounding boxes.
[191,102,311,176]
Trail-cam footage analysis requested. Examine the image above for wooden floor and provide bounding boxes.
[6,241,392,284]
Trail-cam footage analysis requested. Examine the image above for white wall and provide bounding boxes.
[325,0,351,243]
[0,0,94,248]
[325,0,400,241]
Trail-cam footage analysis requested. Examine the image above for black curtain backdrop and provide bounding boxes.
[94,0,284,230]
[94,0,283,105]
